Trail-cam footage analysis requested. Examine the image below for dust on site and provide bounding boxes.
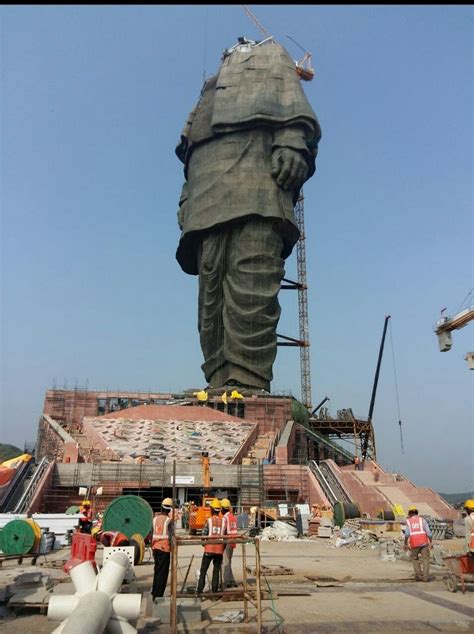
[1,6,473,634]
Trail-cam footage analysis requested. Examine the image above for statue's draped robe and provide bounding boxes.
[175,42,321,390]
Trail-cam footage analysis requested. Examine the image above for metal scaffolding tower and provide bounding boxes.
[278,190,312,409]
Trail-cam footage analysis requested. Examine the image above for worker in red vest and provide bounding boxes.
[151,497,174,601]
[463,499,474,554]
[196,498,224,595]
[221,498,239,589]
[404,505,432,581]
[99,531,129,547]
[78,500,93,534]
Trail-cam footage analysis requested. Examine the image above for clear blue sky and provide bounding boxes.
[1,5,472,493]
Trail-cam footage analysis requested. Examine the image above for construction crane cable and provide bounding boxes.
[202,6,209,82]
[454,287,474,314]
[389,320,404,454]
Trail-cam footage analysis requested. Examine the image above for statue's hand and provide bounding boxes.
[271,148,309,191]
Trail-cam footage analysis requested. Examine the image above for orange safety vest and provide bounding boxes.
[468,515,474,550]
[204,515,224,555]
[152,514,171,552]
[406,516,430,548]
[222,512,238,550]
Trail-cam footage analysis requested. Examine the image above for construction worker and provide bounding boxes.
[404,505,432,582]
[463,499,474,555]
[196,498,224,595]
[78,500,93,534]
[354,455,360,471]
[151,497,174,601]
[221,499,238,589]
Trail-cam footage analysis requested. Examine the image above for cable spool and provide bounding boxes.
[102,495,153,539]
[0,519,39,556]
[377,509,395,521]
[130,533,145,565]
[333,502,361,528]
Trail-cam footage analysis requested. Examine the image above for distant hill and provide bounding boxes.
[439,491,474,506]
[0,443,23,463]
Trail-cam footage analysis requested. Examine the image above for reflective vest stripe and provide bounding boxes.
[204,516,224,554]
[152,515,171,552]
[223,512,238,549]
[407,516,429,548]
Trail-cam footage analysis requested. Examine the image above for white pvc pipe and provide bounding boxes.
[105,618,137,634]
[111,594,141,621]
[48,595,80,621]
[70,560,98,595]
[97,553,130,595]
[61,591,112,634]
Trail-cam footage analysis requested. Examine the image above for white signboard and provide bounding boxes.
[278,504,289,516]
[171,476,195,485]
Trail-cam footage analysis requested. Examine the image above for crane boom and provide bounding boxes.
[241,5,271,39]
[435,306,474,352]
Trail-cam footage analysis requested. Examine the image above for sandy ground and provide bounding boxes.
[0,534,473,633]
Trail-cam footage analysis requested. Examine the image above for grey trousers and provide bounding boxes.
[223,544,236,587]
[197,218,285,391]
[410,545,430,580]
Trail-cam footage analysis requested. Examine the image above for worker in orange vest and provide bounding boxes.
[196,498,224,595]
[463,499,474,554]
[151,497,174,601]
[221,498,239,589]
[404,505,432,581]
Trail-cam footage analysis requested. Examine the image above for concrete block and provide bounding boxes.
[178,599,202,624]
[152,597,170,624]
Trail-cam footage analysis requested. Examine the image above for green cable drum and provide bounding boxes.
[0,519,37,556]
[333,502,361,528]
[102,495,153,539]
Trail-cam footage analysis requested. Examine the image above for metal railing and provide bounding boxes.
[315,460,352,504]
[14,457,49,513]
[309,460,338,506]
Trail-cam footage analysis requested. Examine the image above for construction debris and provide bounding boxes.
[213,609,244,623]
[246,564,293,576]
[260,520,299,541]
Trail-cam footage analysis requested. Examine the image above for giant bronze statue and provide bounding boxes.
[175,37,321,392]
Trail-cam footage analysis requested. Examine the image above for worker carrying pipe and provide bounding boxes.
[404,506,433,582]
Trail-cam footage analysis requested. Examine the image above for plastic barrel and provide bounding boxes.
[102,495,153,539]
[377,509,395,521]
[0,519,37,556]
[333,501,361,528]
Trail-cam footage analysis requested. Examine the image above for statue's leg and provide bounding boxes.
[197,230,227,385]
[218,217,285,391]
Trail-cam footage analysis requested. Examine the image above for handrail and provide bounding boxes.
[14,457,49,513]
[309,460,338,506]
[0,460,31,512]
[319,461,352,504]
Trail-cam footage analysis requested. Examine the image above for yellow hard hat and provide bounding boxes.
[162,497,173,509]
[463,499,474,511]
[220,498,231,509]
[408,505,418,513]
[210,498,222,510]
[82,500,91,506]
